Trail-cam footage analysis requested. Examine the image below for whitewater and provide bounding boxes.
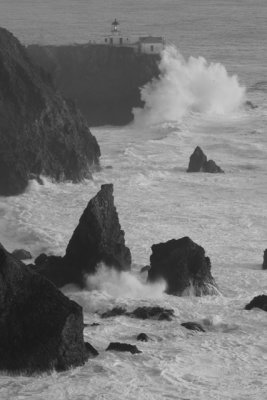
[0,0,267,399]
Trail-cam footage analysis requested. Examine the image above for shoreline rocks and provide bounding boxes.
[0,243,93,374]
[106,343,141,354]
[147,236,218,296]
[187,146,224,173]
[245,295,267,312]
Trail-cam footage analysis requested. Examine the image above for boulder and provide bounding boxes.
[12,249,32,260]
[0,242,92,374]
[245,295,267,312]
[187,146,224,173]
[35,184,131,287]
[100,306,174,321]
[106,343,141,354]
[181,322,205,332]
[137,333,149,342]
[0,27,100,196]
[263,249,267,270]
[147,236,218,296]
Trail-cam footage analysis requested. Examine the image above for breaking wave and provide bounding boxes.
[133,45,246,125]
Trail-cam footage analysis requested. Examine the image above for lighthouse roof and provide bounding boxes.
[112,19,119,26]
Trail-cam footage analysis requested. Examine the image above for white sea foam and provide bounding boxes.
[134,45,246,126]
[85,264,166,299]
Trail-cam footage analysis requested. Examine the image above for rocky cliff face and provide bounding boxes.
[0,27,100,196]
[27,44,160,126]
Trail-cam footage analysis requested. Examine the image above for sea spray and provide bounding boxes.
[86,264,166,299]
[133,45,246,125]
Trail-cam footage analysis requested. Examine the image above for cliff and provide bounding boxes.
[27,44,160,126]
[0,27,100,196]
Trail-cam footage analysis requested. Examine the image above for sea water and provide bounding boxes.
[0,1,267,399]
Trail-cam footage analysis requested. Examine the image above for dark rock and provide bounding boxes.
[181,322,206,332]
[101,307,127,319]
[29,173,44,185]
[34,184,131,287]
[245,295,267,312]
[90,323,100,327]
[0,27,100,196]
[0,243,90,374]
[263,249,267,270]
[140,265,151,273]
[12,249,32,260]
[147,236,218,296]
[64,183,131,281]
[100,306,174,321]
[85,342,99,357]
[106,342,142,354]
[187,146,224,173]
[27,44,160,126]
[137,333,149,342]
[130,306,174,321]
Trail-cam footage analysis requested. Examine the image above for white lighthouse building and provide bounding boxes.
[103,19,165,54]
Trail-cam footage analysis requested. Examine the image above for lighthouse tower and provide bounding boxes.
[104,19,128,46]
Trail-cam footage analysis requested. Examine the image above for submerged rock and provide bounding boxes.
[106,342,142,354]
[137,333,149,342]
[0,243,90,374]
[12,249,32,260]
[262,249,267,270]
[35,184,131,287]
[147,236,218,296]
[0,27,100,196]
[100,306,174,321]
[181,322,205,332]
[245,295,267,312]
[187,146,224,173]
[85,342,99,357]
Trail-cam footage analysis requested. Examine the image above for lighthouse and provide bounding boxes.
[111,18,119,34]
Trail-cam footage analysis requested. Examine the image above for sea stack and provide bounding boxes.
[0,27,100,196]
[147,237,218,296]
[0,243,95,374]
[187,146,224,173]
[35,184,131,287]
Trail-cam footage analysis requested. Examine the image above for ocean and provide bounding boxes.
[0,1,267,399]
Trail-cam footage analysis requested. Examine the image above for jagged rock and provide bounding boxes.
[263,249,267,270]
[0,27,100,196]
[27,44,160,126]
[137,333,149,342]
[12,249,32,260]
[106,343,142,354]
[147,236,218,296]
[181,322,205,332]
[187,146,224,173]
[85,342,99,357]
[0,242,90,374]
[35,184,131,287]
[245,295,267,312]
[100,306,174,321]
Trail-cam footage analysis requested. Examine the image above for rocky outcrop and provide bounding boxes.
[12,249,32,260]
[35,184,131,287]
[137,333,149,342]
[27,44,160,126]
[245,295,267,312]
[0,242,94,374]
[187,146,224,173]
[263,249,267,269]
[0,27,100,196]
[101,306,174,321]
[147,237,218,296]
[181,322,205,332]
[106,343,141,354]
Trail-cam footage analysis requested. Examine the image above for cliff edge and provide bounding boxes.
[0,27,100,196]
[27,44,160,126]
